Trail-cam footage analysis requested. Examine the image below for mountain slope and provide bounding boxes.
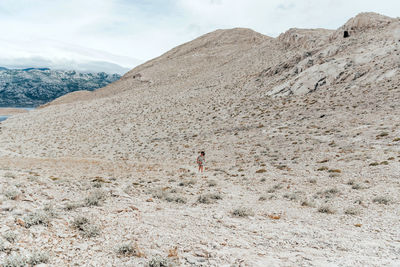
[0,68,120,107]
[0,12,399,266]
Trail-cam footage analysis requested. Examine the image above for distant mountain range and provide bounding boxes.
[0,67,120,107]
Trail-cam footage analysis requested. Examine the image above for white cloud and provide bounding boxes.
[0,0,398,73]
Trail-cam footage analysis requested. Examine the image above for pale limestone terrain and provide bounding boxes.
[0,109,28,116]
[0,12,399,266]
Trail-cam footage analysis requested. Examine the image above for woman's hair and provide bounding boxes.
[201,151,205,155]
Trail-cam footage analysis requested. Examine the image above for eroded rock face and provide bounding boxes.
[277,28,334,50]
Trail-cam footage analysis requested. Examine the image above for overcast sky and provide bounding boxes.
[0,0,399,73]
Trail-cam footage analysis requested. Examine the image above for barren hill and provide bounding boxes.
[0,12,399,266]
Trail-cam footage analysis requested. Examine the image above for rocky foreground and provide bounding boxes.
[0,12,399,266]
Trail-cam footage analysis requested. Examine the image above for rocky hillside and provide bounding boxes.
[0,68,120,107]
[0,12,399,266]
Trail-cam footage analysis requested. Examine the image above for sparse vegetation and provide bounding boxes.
[318,205,335,214]
[208,180,217,187]
[267,183,283,193]
[351,183,364,190]
[178,179,196,187]
[3,231,17,243]
[258,196,267,201]
[2,253,27,267]
[117,243,136,256]
[308,178,317,184]
[64,202,81,211]
[116,242,144,257]
[301,199,315,207]
[23,210,51,228]
[4,172,16,179]
[231,207,254,217]
[255,169,267,173]
[372,196,390,205]
[4,189,19,200]
[377,132,389,138]
[283,193,298,201]
[324,188,339,195]
[165,195,187,204]
[84,189,107,206]
[344,207,359,215]
[28,251,49,265]
[148,256,173,267]
[197,193,222,204]
[0,239,6,252]
[72,216,100,238]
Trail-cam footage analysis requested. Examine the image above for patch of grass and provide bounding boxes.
[231,207,254,217]
[344,207,359,215]
[23,211,51,228]
[255,169,267,174]
[317,166,329,171]
[3,231,17,243]
[197,193,222,204]
[84,190,107,207]
[393,137,400,142]
[267,183,283,193]
[72,216,100,238]
[64,202,81,211]
[178,179,196,186]
[351,183,364,190]
[377,132,389,138]
[328,169,341,173]
[258,196,267,201]
[308,178,317,184]
[28,251,49,265]
[0,239,6,252]
[148,256,173,267]
[318,205,335,214]
[283,193,298,201]
[4,172,16,179]
[324,188,340,196]
[116,243,144,257]
[152,188,169,199]
[369,162,379,166]
[260,178,266,182]
[2,251,49,267]
[2,253,27,267]
[4,190,20,200]
[117,243,136,256]
[92,182,102,188]
[207,180,217,187]
[301,199,315,207]
[372,196,390,205]
[380,161,389,165]
[165,195,187,204]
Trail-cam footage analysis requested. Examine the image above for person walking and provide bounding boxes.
[197,151,205,173]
